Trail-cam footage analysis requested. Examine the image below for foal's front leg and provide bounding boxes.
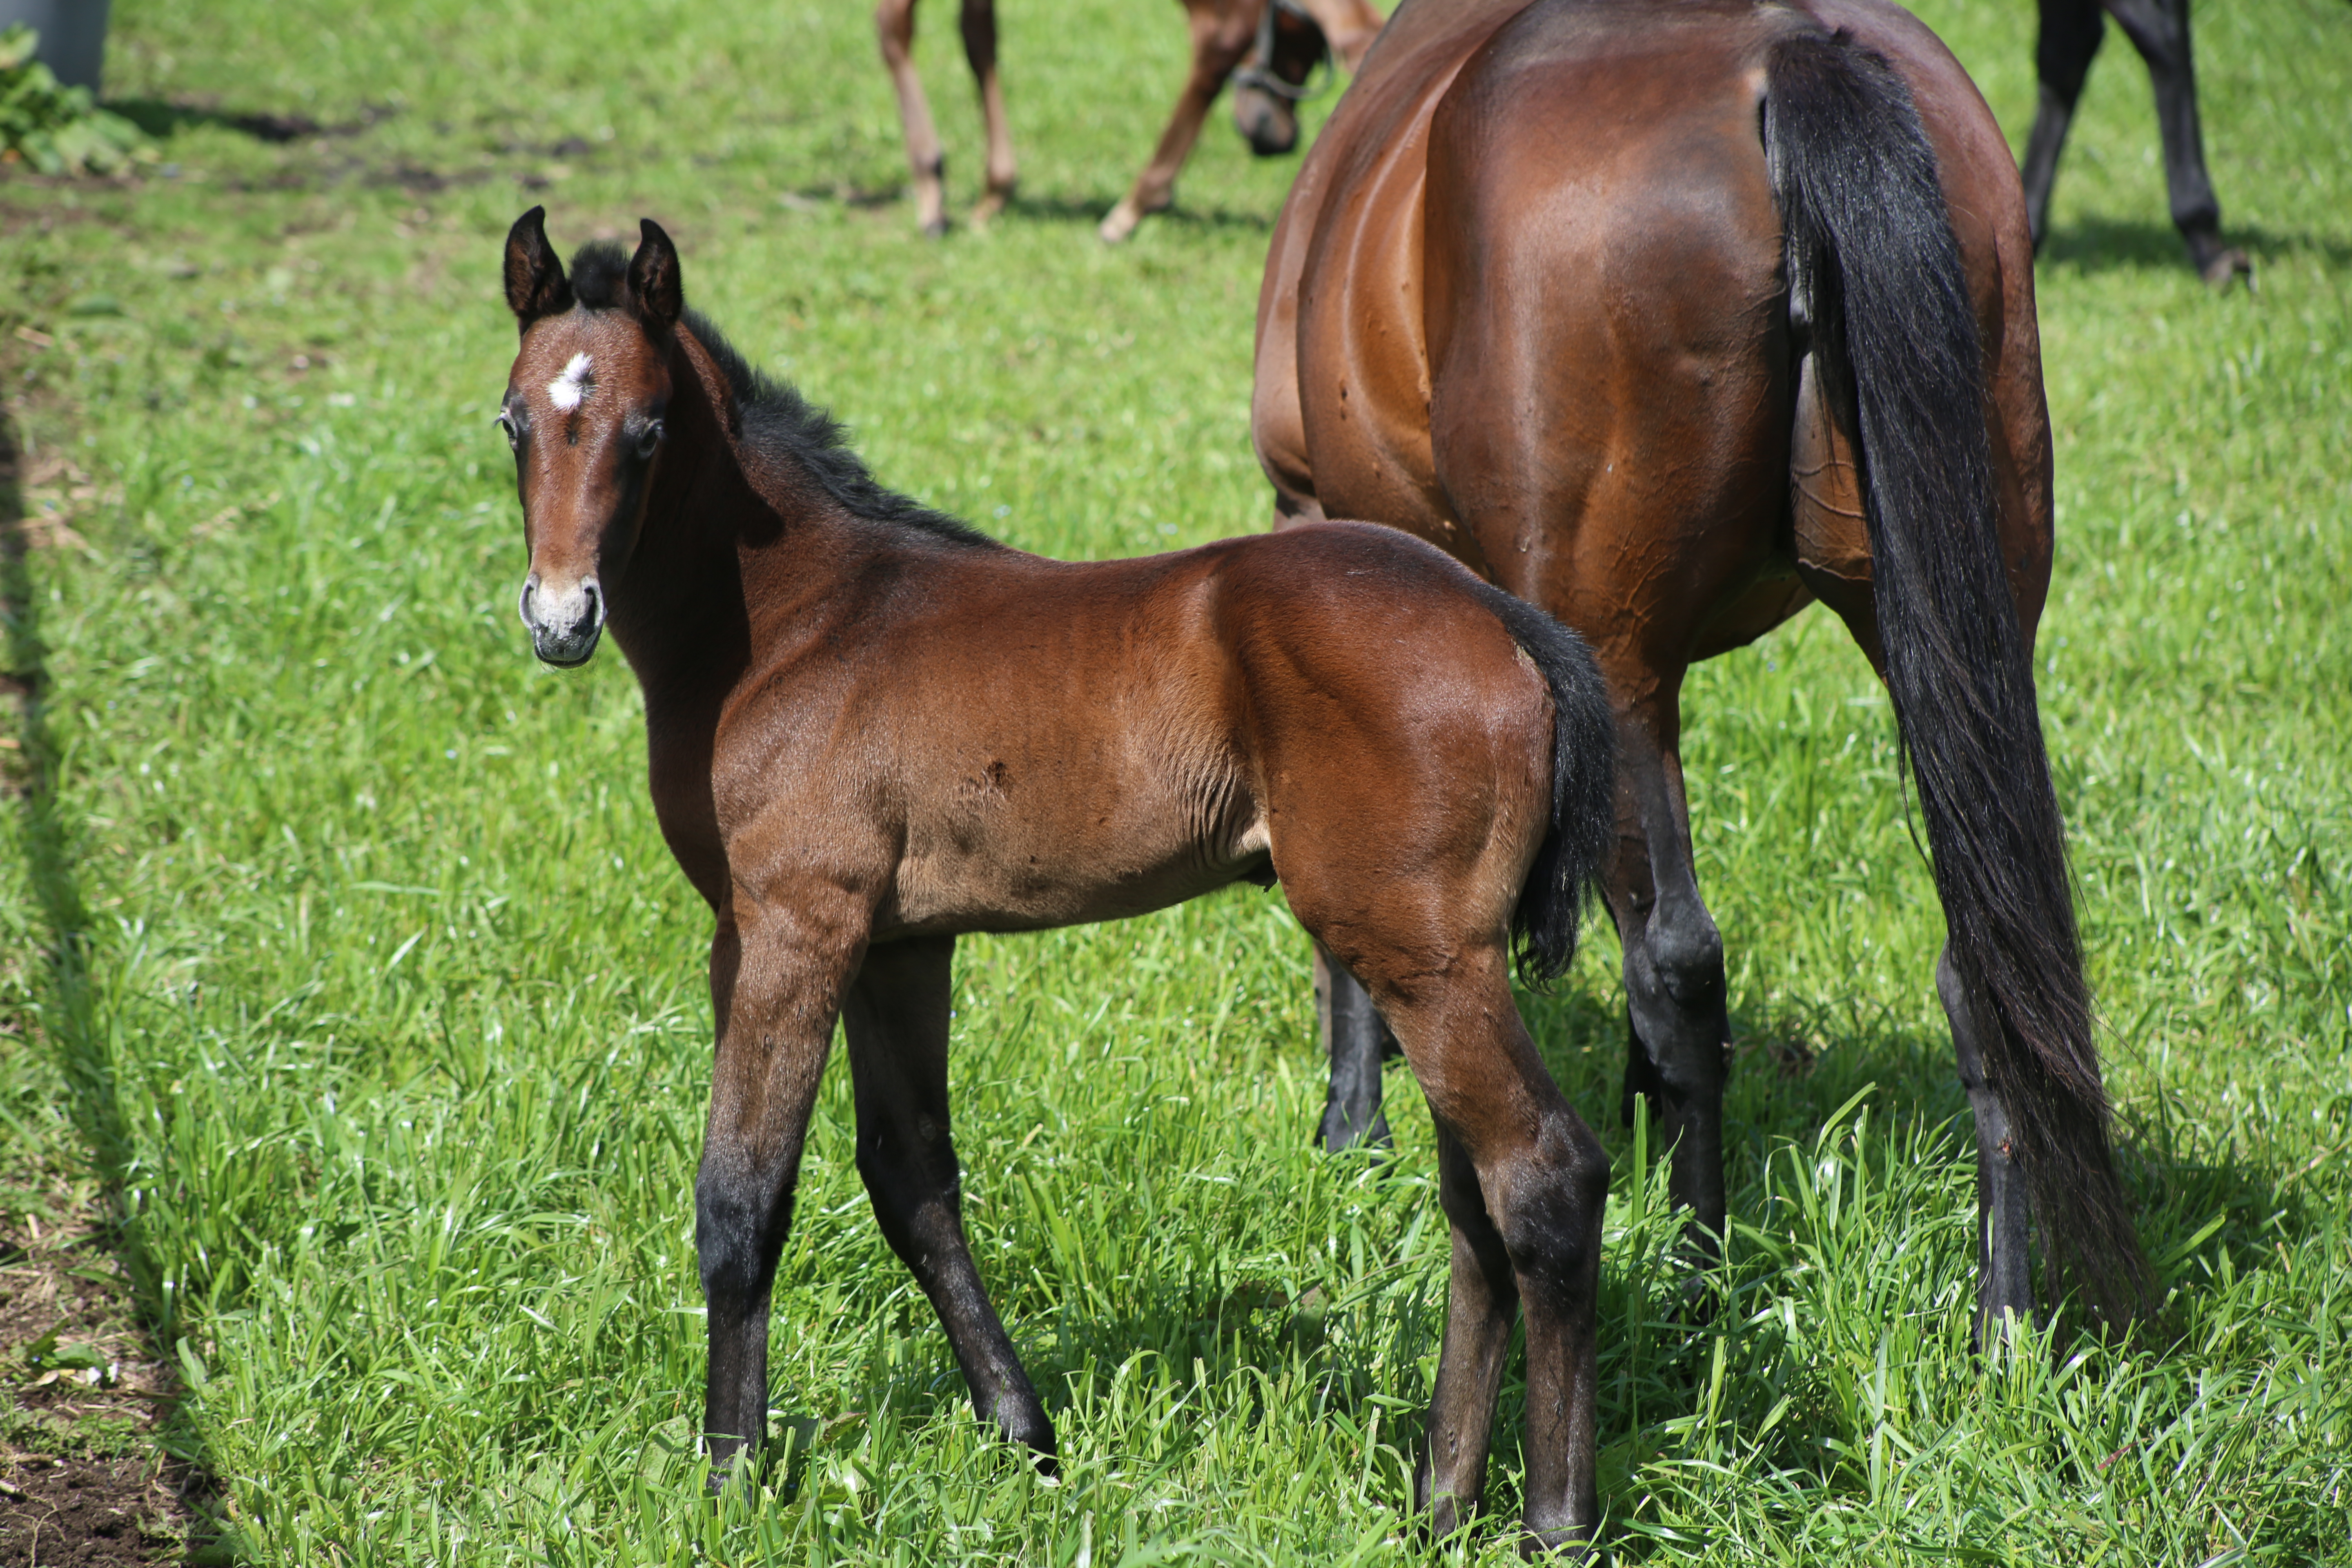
[698,900,861,1481]
[842,936,1054,1463]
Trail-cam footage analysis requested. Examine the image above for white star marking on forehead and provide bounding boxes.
[546,352,593,411]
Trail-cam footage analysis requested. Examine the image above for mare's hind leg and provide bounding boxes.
[958,0,1018,223]
[2102,0,2249,284]
[1361,949,1606,1553]
[1940,947,2036,1347]
[1314,941,1399,1152]
[1606,695,1731,1262]
[842,937,1054,1462]
[876,0,951,235]
[2019,0,2105,252]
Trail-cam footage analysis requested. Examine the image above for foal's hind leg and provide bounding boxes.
[842,937,1054,1462]
[876,0,951,235]
[1360,949,1607,1552]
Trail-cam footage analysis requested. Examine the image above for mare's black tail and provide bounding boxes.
[1764,29,2152,1323]
[1479,588,1616,991]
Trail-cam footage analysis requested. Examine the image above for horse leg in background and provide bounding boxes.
[2019,0,2105,254]
[958,0,1018,225]
[2103,0,2250,285]
[1368,952,1606,1551]
[1313,940,1399,1152]
[1100,0,1259,243]
[698,903,854,1482]
[876,0,953,235]
[1606,698,1730,1265]
[1939,946,2036,1348]
[1291,0,1382,67]
[842,937,1056,1461]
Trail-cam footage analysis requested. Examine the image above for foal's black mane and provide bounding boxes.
[569,241,996,550]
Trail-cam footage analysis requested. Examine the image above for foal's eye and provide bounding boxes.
[636,419,665,459]
[496,412,519,450]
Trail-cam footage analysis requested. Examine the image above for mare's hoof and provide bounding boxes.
[1519,1519,1598,1560]
[920,216,950,241]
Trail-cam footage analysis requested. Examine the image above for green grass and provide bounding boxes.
[0,0,2347,1561]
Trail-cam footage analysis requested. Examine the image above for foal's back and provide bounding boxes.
[711,521,1555,946]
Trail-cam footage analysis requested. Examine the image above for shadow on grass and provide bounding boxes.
[2038,215,2352,279]
[103,98,397,145]
[0,408,235,1560]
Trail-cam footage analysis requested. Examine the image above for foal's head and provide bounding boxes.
[498,207,683,666]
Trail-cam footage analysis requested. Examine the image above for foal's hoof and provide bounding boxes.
[920,215,951,241]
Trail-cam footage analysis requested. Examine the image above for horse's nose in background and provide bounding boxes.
[519,573,604,666]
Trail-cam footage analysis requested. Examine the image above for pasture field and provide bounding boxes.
[1,0,2347,1561]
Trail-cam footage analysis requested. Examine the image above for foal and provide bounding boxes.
[497,208,1621,1550]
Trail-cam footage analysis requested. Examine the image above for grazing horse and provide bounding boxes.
[1253,0,2154,1346]
[496,208,1628,1549]
[2020,0,2249,286]
[872,0,1383,241]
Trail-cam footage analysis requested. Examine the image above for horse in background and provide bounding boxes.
[1253,0,2155,1355]
[871,0,1383,241]
[2019,0,2250,285]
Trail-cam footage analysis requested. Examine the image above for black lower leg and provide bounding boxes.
[1316,942,1397,1152]
[1939,946,2035,1347]
[2021,0,2105,246]
[697,1163,793,1480]
[846,937,1055,1464]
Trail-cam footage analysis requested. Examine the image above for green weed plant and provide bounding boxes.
[0,0,2345,1561]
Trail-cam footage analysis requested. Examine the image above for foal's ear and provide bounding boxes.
[503,205,573,327]
[628,218,684,333]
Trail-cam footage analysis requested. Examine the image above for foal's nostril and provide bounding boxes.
[580,579,602,626]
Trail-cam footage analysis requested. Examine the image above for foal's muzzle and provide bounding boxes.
[519,572,604,666]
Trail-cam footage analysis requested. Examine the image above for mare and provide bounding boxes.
[496,208,1630,1549]
[1252,0,2155,1346]
[2020,0,2250,285]
[870,0,1383,242]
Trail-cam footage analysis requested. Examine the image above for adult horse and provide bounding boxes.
[871,0,1383,241]
[2020,0,2250,285]
[497,209,1628,1548]
[1253,0,2154,1343]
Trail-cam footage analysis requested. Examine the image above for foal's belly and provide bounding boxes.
[873,741,1273,940]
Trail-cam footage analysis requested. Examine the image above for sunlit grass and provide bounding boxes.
[0,0,2345,1561]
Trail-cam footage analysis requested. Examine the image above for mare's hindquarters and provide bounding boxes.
[1764,21,2151,1332]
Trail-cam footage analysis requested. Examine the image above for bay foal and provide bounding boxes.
[497,209,1621,1550]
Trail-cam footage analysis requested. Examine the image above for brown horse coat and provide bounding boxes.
[498,212,1621,1552]
[1254,0,2150,1355]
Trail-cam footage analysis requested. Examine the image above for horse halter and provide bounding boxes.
[1232,0,1338,105]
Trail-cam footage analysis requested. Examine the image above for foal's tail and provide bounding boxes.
[1478,588,1616,990]
[1763,30,2152,1324]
